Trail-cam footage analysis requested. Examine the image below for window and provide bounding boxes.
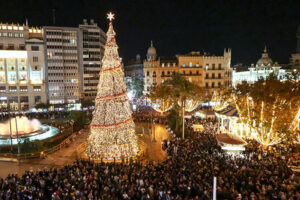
[31,46,39,51]
[19,44,25,50]
[162,63,165,67]
[196,70,199,75]
[3,32,7,37]
[218,82,221,88]
[33,86,41,92]
[8,33,13,37]
[34,66,38,70]
[218,73,221,78]
[146,71,149,76]
[34,96,41,103]
[19,33,24,37]
[161,71,165,76]
[218,64,222,69]
[205,65,208,70]
[20,86,28,92]
[14,33,19,37]
[206,73,209,78]
[205,83,209,88]
[183,71,186,75]
[212,73,215,78]
[33,57,38,62]
[167,71,170,75]
[0,86,6,92]
[9,86,17,92]
[212,64,215,70]
[189,62,192,67]
[167,63,170,67]
[182,63,186,68]
[212,82,215,88]
[196,64,199,67]
[8,44,14,50]
[190,71,192,75]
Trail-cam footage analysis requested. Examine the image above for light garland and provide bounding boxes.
[177,99,201,112]
[85,13,139,161]
[149,98,174,113]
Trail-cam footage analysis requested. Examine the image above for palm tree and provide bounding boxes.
[149,73,206,139]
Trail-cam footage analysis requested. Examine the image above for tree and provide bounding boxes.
[232,74,300,145]
[149,73,206,138]
[81,99,94,109]
[85,13,139,160]
[131,78,144,99]
[68,110,86,131]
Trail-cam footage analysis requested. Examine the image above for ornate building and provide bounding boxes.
[0,23,47,110]
[232,46,286,87]
[143,41,232,93]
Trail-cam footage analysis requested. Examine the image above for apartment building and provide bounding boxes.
[79,19,106,100]
[43,26,81,105]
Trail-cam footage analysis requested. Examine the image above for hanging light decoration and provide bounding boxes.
[149,98,173,113]
[178,99,201,112]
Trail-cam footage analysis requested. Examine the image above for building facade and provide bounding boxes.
[0,23,47,110]
[124,54,143,83]
[43,26,81,105]
[203,49,232,89]
[79,19,106,100]
[232,46,287,87]
[143,41,232,93]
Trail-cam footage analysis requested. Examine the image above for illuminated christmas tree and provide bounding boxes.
[85,12,139,160]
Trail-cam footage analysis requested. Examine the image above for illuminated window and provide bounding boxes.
[189,62,192,67]
[33,86,41,92]
[8,33,13,37]
[15,33,19,37]
[9,86,17,92]
[3,33,7,37]
[196,63,199,67]
[20,33,24,37]
[182,63,185,68]
[20,86,28,92]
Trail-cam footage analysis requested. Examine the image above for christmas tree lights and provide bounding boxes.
[85,13,139,160]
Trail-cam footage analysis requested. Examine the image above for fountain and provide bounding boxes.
[0,116,59,146]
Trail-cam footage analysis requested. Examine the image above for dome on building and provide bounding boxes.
[256,46,273,67]
[147,41,157,61]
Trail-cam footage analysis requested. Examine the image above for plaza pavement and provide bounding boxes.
[0,123,170,178]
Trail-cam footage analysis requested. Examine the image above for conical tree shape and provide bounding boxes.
[86,15,139,160]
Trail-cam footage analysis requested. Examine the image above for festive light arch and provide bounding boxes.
[178,99,201,112]
[149,98,174,113]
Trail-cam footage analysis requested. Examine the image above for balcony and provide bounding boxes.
[206,68,225,71]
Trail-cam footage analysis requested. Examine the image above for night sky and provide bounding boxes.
[0,0,299,65]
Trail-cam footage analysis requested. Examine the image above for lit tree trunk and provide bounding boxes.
[182,100,185,139]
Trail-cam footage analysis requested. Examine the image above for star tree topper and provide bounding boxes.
[107,12,115,21]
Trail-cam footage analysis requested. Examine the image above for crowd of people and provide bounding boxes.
[0,114,299,199]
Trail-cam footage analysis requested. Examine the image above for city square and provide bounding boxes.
[0,0,299,199]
